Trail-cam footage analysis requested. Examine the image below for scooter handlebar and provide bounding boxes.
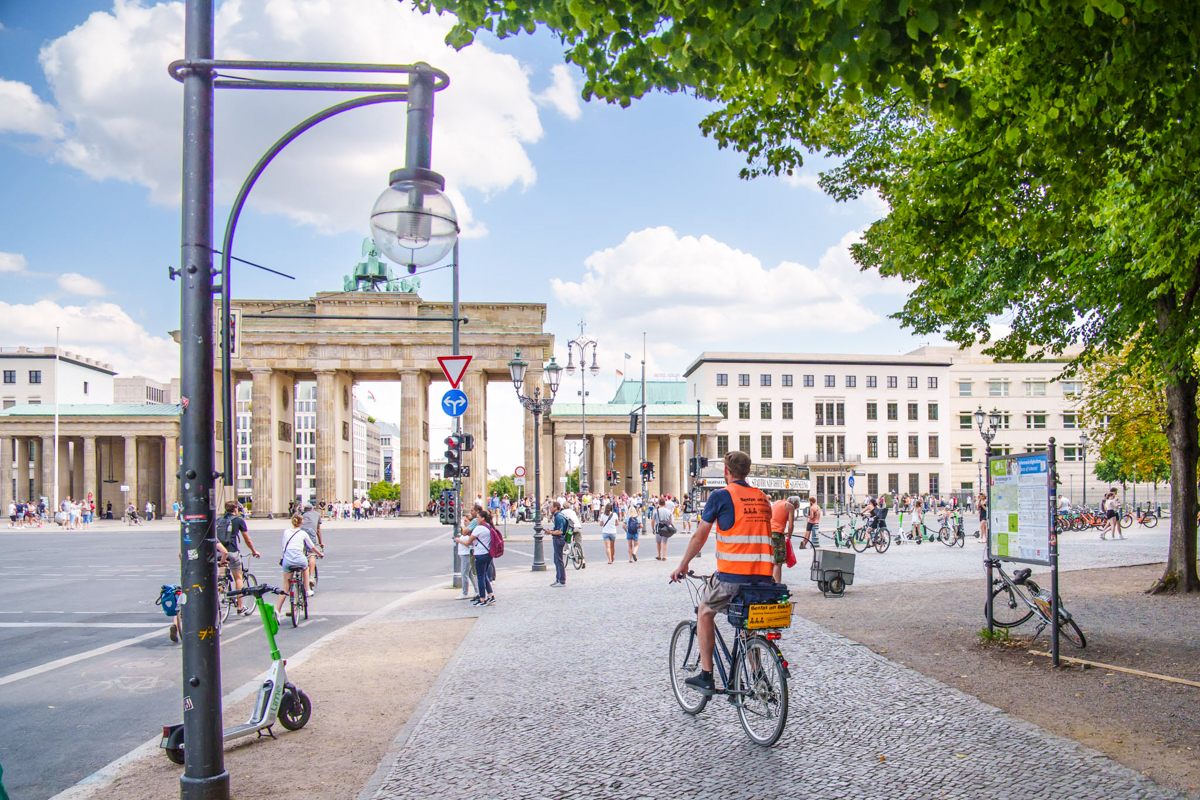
[226,584,286,599]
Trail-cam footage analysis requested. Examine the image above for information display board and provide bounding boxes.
[988,452,1051,565]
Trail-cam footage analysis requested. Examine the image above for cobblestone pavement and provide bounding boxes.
[374,558,1180,800]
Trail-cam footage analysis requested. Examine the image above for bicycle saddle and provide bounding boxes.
[1012,568,1032,585]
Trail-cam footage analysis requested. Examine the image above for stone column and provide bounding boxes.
[591,433,606,492]
[83,436,97,508]
[0,436,11,509]
[164,435,178,514]
[461,370,487,502]
[315,370,336,505]
[679,438,690,499]
[42,435,56,506]
[399,369,429,516]
[647,437,661,496]
[14,439,28,502]
[250,369,274,518]
[70,439,83,501]
[553,432,566,496]
[521,368,542,491]
[123,435,138,510]
[665,433,681,499]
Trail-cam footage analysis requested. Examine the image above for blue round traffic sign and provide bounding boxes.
[847,476,855,488]
[441,389,468,417]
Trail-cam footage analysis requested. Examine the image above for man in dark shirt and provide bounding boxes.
[215,500,260,615]
[550,500,568,587]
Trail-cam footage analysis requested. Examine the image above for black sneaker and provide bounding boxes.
[684,673,716,695]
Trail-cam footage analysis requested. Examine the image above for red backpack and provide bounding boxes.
[486,524,504,558]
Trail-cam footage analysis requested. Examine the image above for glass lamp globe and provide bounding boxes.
[370,179,458,270]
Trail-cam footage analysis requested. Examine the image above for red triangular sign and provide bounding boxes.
[438,355,472,389]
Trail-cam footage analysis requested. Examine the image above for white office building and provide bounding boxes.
[0,347,115,408]
[114,376,180,405]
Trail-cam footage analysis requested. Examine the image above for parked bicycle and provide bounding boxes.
[1120,506,1158,529]
[564,528,586,570]
[938,510,966,548]
[852,519,890,554]
[668,572,791,746]
[986,557,1085,648]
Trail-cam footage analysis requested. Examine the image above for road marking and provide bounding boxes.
[0,629,165,687]
[0,622,164,628]
[386,530,452,559]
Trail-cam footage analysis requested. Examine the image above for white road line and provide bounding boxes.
[386,530,452,560]
[0,629,165,687]
[507,549,535,558]
[0,622,164,628]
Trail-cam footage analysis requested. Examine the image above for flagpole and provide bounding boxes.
[53,327,60,513]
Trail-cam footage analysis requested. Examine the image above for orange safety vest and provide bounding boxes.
[715,482,774,578]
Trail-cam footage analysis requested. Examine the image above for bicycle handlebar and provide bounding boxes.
[226,584,285,598]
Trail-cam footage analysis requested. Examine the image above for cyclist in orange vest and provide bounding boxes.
[670,450,774,695]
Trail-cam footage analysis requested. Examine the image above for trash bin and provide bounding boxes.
[810,548,855,597]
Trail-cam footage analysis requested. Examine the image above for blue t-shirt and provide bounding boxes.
[552,511,567,534]
[702,480,770,585]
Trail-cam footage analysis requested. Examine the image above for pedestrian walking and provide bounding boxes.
[769,495,798,582]
[456,507,479,600]
[802,496,821,549]
[652,497,676,561]
[600,502,620,564]
[549,500,569,586]
[625,513,641,562]
[456,507,496,606]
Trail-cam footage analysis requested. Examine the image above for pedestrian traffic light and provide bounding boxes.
[605,470,613,484]
[640,461,655,481]
[461,433,474,452]
[609,469,620,486]
[688,456,709,477]
[444,433,463,479]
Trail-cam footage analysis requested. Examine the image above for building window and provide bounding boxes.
[739,434,751,452]
[846,375,856,388]
[866,376,877,388]
[761,435,773,459]
[815,403,824,425]
[1025,412,1047,429]
[782,402,793,420]
[929,473,940,494]
[928,435,939,458]
[887,376,898,389]
[738,401,751,420]
[866,473,878,495]
[815,437,825,461]
[888,473,899,494]
[908,435,919,458]
[803,374,814,387]
[760,401,772,420]
[1062,445,1081,462]
[958,380,972,396]
[887,435,899,459]
[988,378,1010,397]
[2,371,13,384]
[907,402,919,421]
[837,435,846,460]
[738,373,750,386]
[28,370,41,384]
[717,401,728,418]
[961,481,974,494]
[866,402,877,421]
[1025,379,1047,397]
[782,435,794,459]
[782,374,793,387]
[994,445,1013,456]
[1062,412,1078,429]
[717,435,729,457]
[928,377,938,389]
[824,375,836,388]
[926,402,937,421]
[2,400,13,409]
[1062,380,1082,396]
[960,445,974,462]
[867,435,879,459]
[958,412,973,430]
[907,376,918,389]
[887,402,898,421]
[836,403,845,426]
[716,373,728,386]
[83,381,89,395]
[1029,442,1048,453]
[761,374,772,387]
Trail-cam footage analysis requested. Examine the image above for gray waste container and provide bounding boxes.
[810,547,855,597]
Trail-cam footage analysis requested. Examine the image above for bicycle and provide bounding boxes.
[986,558,1085,648]
[1120,506,1158,529]
[668,572,791,746]
[830,515,860,549]
[216,559,259,627]
[852,519,890,554]
[564,529,586,570]
[284,567,308,628]
[938,510,966,547]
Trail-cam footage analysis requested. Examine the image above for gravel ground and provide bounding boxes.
[791,561,1200,798]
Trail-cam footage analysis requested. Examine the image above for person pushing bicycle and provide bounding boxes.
[670,450,775,696]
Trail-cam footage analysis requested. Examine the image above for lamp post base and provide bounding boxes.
[181,771,230,800]
[531,523,547,571]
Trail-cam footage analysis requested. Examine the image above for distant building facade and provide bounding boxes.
[0,347,115,408]
[114,376,180,405]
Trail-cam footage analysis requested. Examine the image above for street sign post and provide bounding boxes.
[441,389,468,418]
[847,476,855,489]
[437,355,472,389]
[514,466,526,478]
[514,477,526,486]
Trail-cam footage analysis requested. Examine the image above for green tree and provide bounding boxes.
[565,467,579,495]
[366,481,401,502]
[429,478,452,501]
[488,474,523,501]
[418,0,1200,592]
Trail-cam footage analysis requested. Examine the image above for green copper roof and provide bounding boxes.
[609,380,688,405]
[0,404,182,417]
[549,402,723,419]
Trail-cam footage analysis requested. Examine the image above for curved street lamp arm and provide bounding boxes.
[218,92,408,481]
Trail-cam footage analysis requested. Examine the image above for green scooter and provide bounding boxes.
[161,584,311,764]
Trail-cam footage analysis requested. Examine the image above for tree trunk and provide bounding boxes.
[1151,309,1200,592]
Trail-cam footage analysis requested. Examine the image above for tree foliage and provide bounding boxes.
[429,478,453,501]
[366,480,401,502]
[1078,350,1172,488]
[488,474,523,500]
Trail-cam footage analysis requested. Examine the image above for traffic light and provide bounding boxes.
[608,469,620,486]
[688,456,709,477]
[438,489,455,524]
[640,461,655,481]
[606,470,613,484]
[629,412,639,434]
[461,433,475,452]
[444,433,463,479]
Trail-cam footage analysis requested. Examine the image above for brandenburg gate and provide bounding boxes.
[216,290,553,517]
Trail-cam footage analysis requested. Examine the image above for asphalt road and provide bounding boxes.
[0,519,477,800]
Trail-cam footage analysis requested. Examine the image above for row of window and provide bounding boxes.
[814,473,941,497]
[2,370,41,384]
[958,411,1078,430]
[716,400,939,424]
[714,433,1085,464]
[958,379,1082,397]
[865,434,939,459]
[958,443,1086,462]
[717,372,938,390]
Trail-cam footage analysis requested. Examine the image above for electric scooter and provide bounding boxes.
[161,584,311,764]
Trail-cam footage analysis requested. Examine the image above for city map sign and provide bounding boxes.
[988,452,1051,565]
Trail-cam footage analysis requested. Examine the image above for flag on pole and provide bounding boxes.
[367,390,376,402]
[616,369,623,379]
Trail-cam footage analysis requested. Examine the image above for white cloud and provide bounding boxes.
[0,252,28,273]
[781,170,821,191]
[0,79,63,138]
[57,272,109,296]
[31,0,551,237]
[536,64,583,121]
[0,299,178,381]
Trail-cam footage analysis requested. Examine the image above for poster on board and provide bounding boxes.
[989,452,1051,565]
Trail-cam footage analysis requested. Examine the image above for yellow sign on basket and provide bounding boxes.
[745,603,794,630]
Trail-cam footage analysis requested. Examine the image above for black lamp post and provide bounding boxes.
[565,326,600,492]
[508,350,563,570]
[1079,429,1090,508]
[171,4,454,797]
[975,404,1002,633]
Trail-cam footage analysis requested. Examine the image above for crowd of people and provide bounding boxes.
[286,497,403,520]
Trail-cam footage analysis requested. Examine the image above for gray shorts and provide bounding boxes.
[698,576,742,612]
[225,551,243,572]
[282,555,308,571]
[602,532,616,541]
[655,533,671,545]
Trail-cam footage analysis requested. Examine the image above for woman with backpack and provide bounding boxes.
[600,502,620,564]
[625,512,641,562]
[456,507,497,606]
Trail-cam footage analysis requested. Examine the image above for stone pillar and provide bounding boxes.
[15,439,29,502]
[42,435,55,506]
[0,436,11,509]
[553,432,566,496]
[461,370,487,502]
[250,369,274,518]
[679,438,690,499]
[164,435,178,514]
[521,368,541,492]
[591,433,606,493]
[647,437,661,496]
[315,370,336,505]
[123,435,138,510]
[665,433,681,499]
[83,436,97,508]
[70,439,83,501]
[399,369,430,516]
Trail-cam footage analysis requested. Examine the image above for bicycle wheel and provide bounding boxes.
[216,576,231,628]
[310,563,319,589]
[733,637,788,746]
[1057,612,1086,648]
[289,583,299,628]
[301,582,309,621]
[851,529,870,553]
[1120,513,1133,528]
[988,583,1034,628]
[1143,513,1158,529]
[668,621,709,715]
[938,526,955,546]
[873,530,890,554]
[956,530,965,548]
[242,568,258,587]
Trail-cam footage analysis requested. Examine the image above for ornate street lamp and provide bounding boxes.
[1079,429,1090,508]
[509,349,562,571]
[565,324,600,493]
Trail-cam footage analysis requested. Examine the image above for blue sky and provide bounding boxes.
[0,0,935,472]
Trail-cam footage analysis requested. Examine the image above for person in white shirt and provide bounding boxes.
[276,513,323,612]
[1102,490,1124,540]
[7,502,16,528]
[599,502,620,564]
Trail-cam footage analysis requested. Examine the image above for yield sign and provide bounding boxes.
[437,355,472,389]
